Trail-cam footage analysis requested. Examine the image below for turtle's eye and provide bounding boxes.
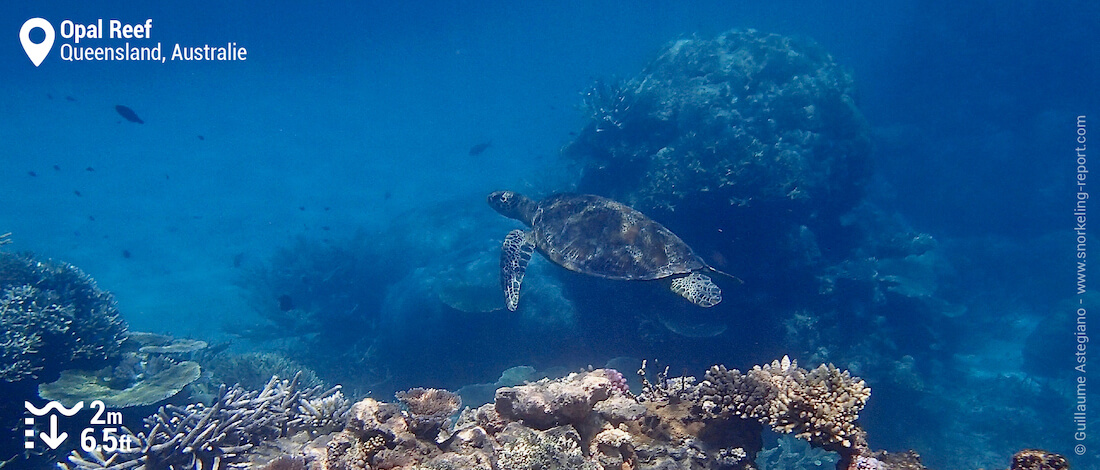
[501,192,513,202]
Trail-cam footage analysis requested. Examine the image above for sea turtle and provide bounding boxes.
[488,190,736,311]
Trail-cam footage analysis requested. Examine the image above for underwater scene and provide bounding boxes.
[1,1,1097,469]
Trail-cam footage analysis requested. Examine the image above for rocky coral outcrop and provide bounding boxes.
[567,29,871,219]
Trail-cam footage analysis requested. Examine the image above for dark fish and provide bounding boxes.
[299,206,306,211]
[27,171,37,177]
[277,294,294,311]
[122,249,131,258]
[468,141,492,156]
[115,105,144,124]
[65,96,76,102]
[88,216,95,221]
[47,93,53,100]
[197,135,205,140]
[85,167,95,172]
[73,190,82,197]
[232,252,245,268]
[53,165,61,171]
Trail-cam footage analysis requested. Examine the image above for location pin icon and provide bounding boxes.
[20,18,55,67]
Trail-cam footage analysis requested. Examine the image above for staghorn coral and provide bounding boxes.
[59,372,344,470]
[696,356,870,453]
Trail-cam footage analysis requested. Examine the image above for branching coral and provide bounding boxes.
[0,285,70,381]
[0,252,127,382]
[695,356,870,452]
[59,372,346,470]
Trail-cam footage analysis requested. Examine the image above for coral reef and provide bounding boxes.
[566,29,871,218]
[756,435,839,470]
[395,388,462,440]
[201,350,326,392]
[0,252,128,382]
[59,372,349,470]
[694,356,870,452]
[495,370,615,429]
[1007,449,1069,470]
[53,362,1049,470]
[38,360,201,408]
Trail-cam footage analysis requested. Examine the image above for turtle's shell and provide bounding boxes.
[531,194,706,280]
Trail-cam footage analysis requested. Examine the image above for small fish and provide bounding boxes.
[277,294,294,311]
[85,166,95,172]
[88,215,95,221]
[65,96,76,102]
[232,252,245,268]
[468,141,492,156]
[73,190,82,197]
[299,206,306,211]
[197,135,205,140]
[47,93,53,100]
[53,165,61,171]
[115,105,144,124]
[122,249,131,258]
[27,171,37,177]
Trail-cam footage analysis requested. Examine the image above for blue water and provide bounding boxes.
[2,1,1098,469]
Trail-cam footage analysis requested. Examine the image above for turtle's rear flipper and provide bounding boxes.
[501,229,535,311]
[670,273,722,307]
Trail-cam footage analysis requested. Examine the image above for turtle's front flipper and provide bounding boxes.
[501,229,535,311]
[670,272,722,307]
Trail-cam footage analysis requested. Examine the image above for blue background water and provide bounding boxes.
[1,1,1097,468]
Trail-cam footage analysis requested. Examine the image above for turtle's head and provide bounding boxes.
[488,190,537,226]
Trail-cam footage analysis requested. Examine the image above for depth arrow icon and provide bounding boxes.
[40,415,67,449]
